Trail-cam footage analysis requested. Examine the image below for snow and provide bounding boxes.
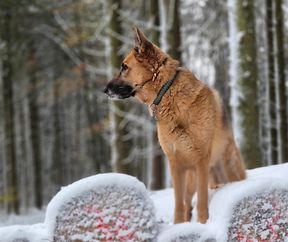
[158,163,288,241]
[44,173,148,233]
[158,222,217,242]
[149,188,174,225]
[227,0,241,146]
[0,209,45,227]
[45,173,158,241]
[208,174,288,241]
[0,223,48,242]
[1,164,288,241]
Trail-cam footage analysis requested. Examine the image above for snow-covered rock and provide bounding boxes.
[157,164,288,242]
[1,164,288,242]
[228,189,288,241]
[45,173,158,242]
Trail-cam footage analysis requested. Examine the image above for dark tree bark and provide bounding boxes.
[164,0,182,62]
[266,0,278,164]
[27,44,43,209]
[51,73,65,187]
[73,3,103,172]
[275,0,288,163]
[237,0,262,167]
[0,6,19,214]
[148,0,165,190]
[214,45,231,120]
[107,0,132,174]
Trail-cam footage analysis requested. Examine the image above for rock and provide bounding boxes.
[157,164,288,242]
[228,189,288,241]
[45,173,158,242]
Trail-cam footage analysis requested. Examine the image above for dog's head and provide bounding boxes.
[104,27,169,103]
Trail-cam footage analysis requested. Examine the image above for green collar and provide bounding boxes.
[152,69,180,106]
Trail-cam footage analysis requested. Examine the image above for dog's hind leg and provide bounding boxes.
[209,165,225,189]
[184,169,196,221]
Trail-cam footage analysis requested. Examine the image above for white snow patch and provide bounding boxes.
[158,222,217,242]
[0,223,48,242]
[0,208,45,227]
[227,0,242,145]
[150,188,174,226]
[0,164,288,241]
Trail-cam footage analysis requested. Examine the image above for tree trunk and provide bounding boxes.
[107,0,131,174]
[27,44,43,209]
[148,0,165,190]
[275,0,288,163]
[266,0,278,164]
[236,0,262,167]
[74,3,102,172]
[1,8,19,214]
[51,74,65,187]
[214,45,231,120]
[164,0,182,62]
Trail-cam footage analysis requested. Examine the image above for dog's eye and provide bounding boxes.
[134,47,139,53]
[121,63,128,72]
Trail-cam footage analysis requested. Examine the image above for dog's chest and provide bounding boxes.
[157,121,197,165]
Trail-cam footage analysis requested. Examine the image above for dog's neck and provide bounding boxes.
[138,59,205,122]
[135,57,181,120]
[135,57,179,106]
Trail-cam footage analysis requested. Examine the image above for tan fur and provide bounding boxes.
[105,27,246,224]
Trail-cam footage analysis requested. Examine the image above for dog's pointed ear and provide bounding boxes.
[133,26,152,55]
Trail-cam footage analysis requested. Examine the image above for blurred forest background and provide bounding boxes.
[0,0,287,215]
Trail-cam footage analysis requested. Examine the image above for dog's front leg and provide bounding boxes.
[170,164,186,224]
[196,162,209,223]
[184,169,196,222]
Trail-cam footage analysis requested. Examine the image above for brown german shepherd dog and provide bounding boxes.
[104,27,246,224]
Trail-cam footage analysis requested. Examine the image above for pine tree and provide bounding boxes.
[148,0,165,190]
[0,0,19,214]
[266,0,278,164]
[107,0,132,173]
[236,0,262,167]
[164,0,182,62]
[275,0,288,163]
[27,42,43,209]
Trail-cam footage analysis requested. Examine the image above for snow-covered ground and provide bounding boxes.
[156,163,288,241]
[0,163,288,241]
[0,208,45,227]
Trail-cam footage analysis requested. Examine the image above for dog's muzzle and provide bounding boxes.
[104,79,136,99]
